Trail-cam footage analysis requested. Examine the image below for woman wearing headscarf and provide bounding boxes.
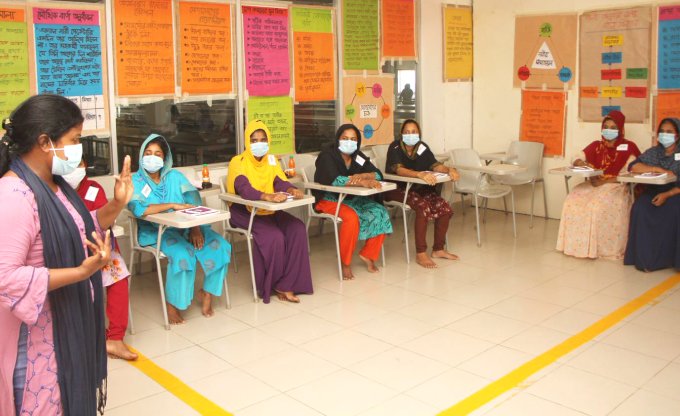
[625,118,680,271]
[384,119,460,268]
[556,110,640,259]
[63,160,137,361]
[314,124,393,280]
[0,94,132,415]
[226,120,313,303]
[128,134,231,324]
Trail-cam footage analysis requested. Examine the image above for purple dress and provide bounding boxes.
[229,176,313,303]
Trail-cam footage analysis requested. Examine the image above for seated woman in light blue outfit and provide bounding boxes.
[128,134,231,324]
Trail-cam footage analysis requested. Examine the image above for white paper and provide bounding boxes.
[617,144,628,151]
[142,184,152,198]
[355,155,365,166]
[417,145,426,156]
[84,186,99,202]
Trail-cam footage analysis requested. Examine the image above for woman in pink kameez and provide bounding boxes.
[0,94,133,415]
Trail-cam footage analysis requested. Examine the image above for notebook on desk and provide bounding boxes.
[634,172,667,178]
[177,206,220,217]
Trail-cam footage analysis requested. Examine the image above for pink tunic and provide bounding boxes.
[0,177,100,416]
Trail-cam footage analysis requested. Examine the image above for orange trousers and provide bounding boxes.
[315,200,385,266]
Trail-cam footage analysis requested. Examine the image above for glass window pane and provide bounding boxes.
[382,60,418,136]
[294,101,336,153]
[116,99,237,170]
[82,135,111,176]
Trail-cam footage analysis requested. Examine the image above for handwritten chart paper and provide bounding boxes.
[114,0,174,96]
[34,8,106,131]
[243,6,289,97]
[520,90,566,156]
[0,8,29,120]
[247,96,294,154]
[656,92,680,127]
[381,0,416,59]
[342,75,395,146]
[579,7,651,122]
[292,7,335,102]
[343,0,379,70]
[658,6,680,90]
[443,6,473,81]
[179,2,232,95]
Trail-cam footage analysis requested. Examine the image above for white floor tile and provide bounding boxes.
[502,326,571,356]
[485,296,564,325]
[310,298,389,327]
[105,365,165,409]
[642,362,680,400]
[257,312,343,345]
[631,305,680,336]
[105,392,200,416]
[399,297,477,326]
[353,313,438,345]
[482,392,590,416]
[447,311,531,343]
[301,329,392,367]
[124,327,194,359]
[540,308,602,335]
[237,394,323,416]
[609,389,680,416]
[152,346,232,383]
[402,328,494,366]
[457,345,533,380]
[186,368,279,411]
[407,368,490,409]
[170,312,250,344]
[225,301,301,327]
[202,328,292,367]
[601,322,680,361]
[358,394,437,416]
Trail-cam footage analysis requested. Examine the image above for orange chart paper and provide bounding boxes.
[381,0,416,59]
[179,2,232,95]
[294,32,335,101]
[520,90,566,156]
[114,0,175,96]
[656,92,680,128]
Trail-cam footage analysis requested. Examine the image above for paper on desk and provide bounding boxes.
[634,172,667,178]
[569,166,594,171]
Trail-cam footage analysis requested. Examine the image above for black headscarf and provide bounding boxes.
[11,156,107,415]
[313,124,382,202]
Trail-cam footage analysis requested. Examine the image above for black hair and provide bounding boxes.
[400,119,421,135]
[249,128,268,139]
[1,94,84,176]
[146,135,170,161]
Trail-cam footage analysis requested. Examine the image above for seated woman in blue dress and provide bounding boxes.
[128,134,231,324]
[625,118,680,271]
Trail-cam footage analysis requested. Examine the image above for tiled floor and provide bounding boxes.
[105,209,680,415]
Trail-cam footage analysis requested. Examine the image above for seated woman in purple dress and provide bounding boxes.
[225,120,313,303]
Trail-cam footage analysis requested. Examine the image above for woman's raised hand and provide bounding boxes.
[113,155,134,206]
[80,230,112,278]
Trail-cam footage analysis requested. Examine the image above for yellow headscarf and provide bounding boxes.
[226,119,288,214]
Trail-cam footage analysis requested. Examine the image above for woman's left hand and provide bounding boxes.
[448,168,460,181]
[189,227,204,250]
[113,155,134,206]
[288,188,304,199]
[652,192,670,207]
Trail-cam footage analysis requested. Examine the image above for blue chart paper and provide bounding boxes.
[34,23,103,96]
[659,18,680,90]
[602,52,623,64]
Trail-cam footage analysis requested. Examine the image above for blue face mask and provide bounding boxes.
[142,155,164,173]
[338,139,358,155]
[658,132,677,148]
[250,141,269,158]
[601,129,619,141]
[50,141,82,176]
[402,134,420,146]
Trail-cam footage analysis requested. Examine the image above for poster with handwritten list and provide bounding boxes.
[0,8,29,120]
[243,6,290,97]
[444,6,473,81]
[381,0,416,59]
[179,2,232,95]
[292,7,335,102]
[114,0,174,96]
[520,90,566,156]
[34,8,106,130]
[343,0,379,70]
[659,6,680,90]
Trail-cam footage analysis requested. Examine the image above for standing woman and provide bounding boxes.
[556,110,641,259]
[625,118,680,271]
[128,134,231,324]
[384,119,460,268]
[314,124,393,280]
[0,94,133,415]
[226,120,313,303]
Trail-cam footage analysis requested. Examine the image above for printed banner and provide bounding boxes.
[247,96,294,154]
[520,90,566,157]
[0,8,29,120]
[343,0,379,70]
[292,7,335,102]
[381,0,416,59]
[243,6,290,97]
[443,6,473,81]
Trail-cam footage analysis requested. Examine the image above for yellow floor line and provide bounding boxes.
[125,347,233,416]
[438,273,680,416]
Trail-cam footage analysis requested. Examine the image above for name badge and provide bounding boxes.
[417,145,426,156]
[355,155,366,166]
[616,144,628,151]
[84,186,99,202]
[141,184,152,198]
[268,155,277,166]
[675,153,680,161]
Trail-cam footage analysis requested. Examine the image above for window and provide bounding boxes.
[382,60,419,136]
[294,101,336,153]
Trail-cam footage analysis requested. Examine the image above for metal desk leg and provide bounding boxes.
[402,183,412,264]
[564,176,571,194]
[246,208,259,302]
[155,225,171,330]
[334,194,346,281]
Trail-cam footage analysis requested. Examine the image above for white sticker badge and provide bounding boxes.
[616,144,628,151]
[84,186,99,202]
[417,145,426,156]
[141,184,152,198]
[355,154,365,166]
[675,153,680,161]
[268,155,277,166]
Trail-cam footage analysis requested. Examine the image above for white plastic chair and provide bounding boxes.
[125,209,231,329]
[218,175,259,302]
[451,149,517,247]
[494,141,547,228]
[369,144,389,163]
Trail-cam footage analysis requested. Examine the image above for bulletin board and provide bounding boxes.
[29,3,110,134]
[292,6,336,102]
[0,5,30,122]
[513,13,577,90]
[443,5,472,81]
[520,90,567,157]
[381,0,417,60]
[114,0,175,97]
[579,6,652,123]
[342,75,394,146]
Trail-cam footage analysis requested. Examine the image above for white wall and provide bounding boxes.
[472,0,676,219]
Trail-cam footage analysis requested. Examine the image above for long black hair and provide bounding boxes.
[1,94,84,176]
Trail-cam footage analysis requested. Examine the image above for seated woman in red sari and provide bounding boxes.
[556,110,641,259]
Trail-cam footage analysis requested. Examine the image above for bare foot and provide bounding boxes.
[275,290,300,303]
[199,289,214,317]
[415,252,438,269]
[106,339,138,361]
[342,264,355,280]
[431,250,459,261]
[359,255,379,273]
[166,303,185,325]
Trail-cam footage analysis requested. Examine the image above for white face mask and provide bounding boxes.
[50,141,83,176]
[62,167,86,189]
